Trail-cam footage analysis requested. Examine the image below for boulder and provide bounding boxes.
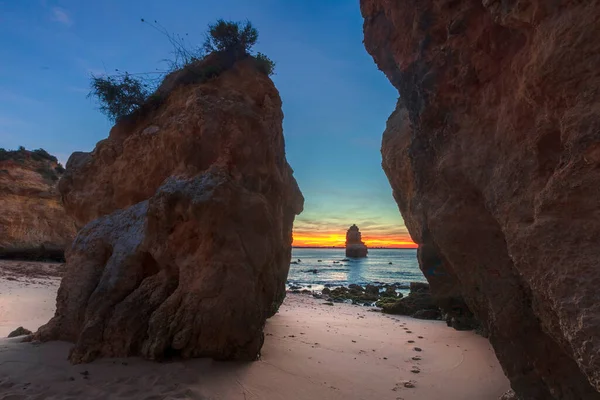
[379,292,437,316]
[382,286,397,298]
[365,284,379,296]
[412,309,441,320]
[7,326,32,338]
[378,282,435,316]
[35,58,304,364]
[361,0,600,398]
[409,282,429,294]
[0,148,76,260]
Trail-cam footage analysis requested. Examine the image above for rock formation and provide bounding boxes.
[0,148,76,260]
[361,1,600,398]
[377,282,440,319]
[345,224,368,257]
[36,57,304,363]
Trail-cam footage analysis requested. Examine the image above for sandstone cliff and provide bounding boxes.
[361,0,600,398]
[37,57,304,363]
[0,148,76,260]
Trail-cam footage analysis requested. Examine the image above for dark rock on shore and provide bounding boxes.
[365,284,379,296]
[290,282,411,306]
[413,309,441,320]
[8,327,32,338]
[378,283,439,319]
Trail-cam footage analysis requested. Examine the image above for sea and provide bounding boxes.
[287,248,425,294]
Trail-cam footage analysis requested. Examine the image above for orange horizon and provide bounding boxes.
[292,232,417,249]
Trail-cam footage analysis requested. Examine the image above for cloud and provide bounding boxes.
[51,7,72,26]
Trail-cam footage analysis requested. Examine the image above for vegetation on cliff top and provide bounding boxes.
[0,147,65,183]
[89,19,275,122]
[0,147,58,163]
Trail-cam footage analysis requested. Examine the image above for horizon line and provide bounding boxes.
[292,246,417,249]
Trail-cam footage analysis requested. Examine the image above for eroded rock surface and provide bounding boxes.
[0,148,76,260]
[37,58,304,363]
[361,0,600,398]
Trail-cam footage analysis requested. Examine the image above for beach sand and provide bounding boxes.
[0,260,509,399]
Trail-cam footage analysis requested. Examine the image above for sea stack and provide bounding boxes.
[345,224,368,258]
[36,56,304,363]
[0,148,76,260]
[362,0,600,398]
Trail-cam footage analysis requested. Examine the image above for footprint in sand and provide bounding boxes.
[410,367,421,373]
[412,356,421,361]
[392,380,416,391]
[413,347,422,352]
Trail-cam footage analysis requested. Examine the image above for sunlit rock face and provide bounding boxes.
[36,58,304,364]
[0,148,76,260]
[345,224,368,258]
[361,0,600,398]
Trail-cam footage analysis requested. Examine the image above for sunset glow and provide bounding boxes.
[292,229,417,248]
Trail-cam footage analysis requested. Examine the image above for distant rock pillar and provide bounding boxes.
[345,224,368,257]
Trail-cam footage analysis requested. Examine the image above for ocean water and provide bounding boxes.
[287,248,424,293]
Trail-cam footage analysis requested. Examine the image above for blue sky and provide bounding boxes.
[0,0,413,247]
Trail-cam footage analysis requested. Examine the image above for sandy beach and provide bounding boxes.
[0,260,509,400]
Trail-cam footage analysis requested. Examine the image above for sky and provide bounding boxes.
[0,0,416,248]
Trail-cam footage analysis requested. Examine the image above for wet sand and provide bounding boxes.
[0,260,509,399]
